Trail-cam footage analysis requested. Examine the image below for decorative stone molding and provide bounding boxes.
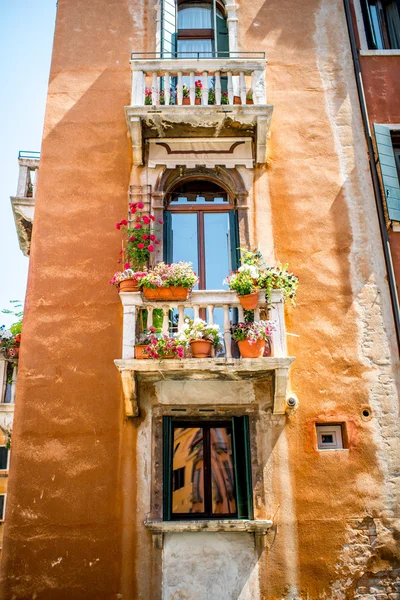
[144,518,273,549]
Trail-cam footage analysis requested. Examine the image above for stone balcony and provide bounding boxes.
[10,151,40,256]
[114,289,294,417]
[125,52,273,166]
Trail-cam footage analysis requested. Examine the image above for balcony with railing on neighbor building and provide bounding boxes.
[125,51,273,165]
[10,151,40,257]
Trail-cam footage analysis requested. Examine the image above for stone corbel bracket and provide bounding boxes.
[119,369,138,417]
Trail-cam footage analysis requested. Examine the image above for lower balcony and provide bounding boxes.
[114,289,294,417]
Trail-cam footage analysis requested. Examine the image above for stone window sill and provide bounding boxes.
[144,519,273,549]
[360,49,400,56]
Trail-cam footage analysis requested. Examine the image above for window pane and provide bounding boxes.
[170,213,199,286]
[369,5,385,48]
[178,5,212,29]
[211,427,236,515]
[0,447,8,470]
[172,427,205,514]
[204,212,231,289]
[177,39,213,58]
[0,495,4,520]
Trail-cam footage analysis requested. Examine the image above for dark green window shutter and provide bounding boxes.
[0,448,8,470]
[163,416,173,521]
[216,15,229,91]
[163,211,173,264]
[232,416,253,519]
[374,124,400,222]
[360,0,377,49]
[229,210,240,272]
[161,0,177,58]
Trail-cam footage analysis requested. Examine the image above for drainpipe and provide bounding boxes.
[343,0,400,350]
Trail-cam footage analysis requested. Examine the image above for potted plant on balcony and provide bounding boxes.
[208,88,216,105]
[224,264,260,310]
[231,321,275,359]
[178,318,221,358]
[134,327,157,359]
[145,88,152,105]
[182,84,190,105]
[258,264,299,305]
[138,261,198,301]
[221,92,229,105]
[144,331,185,360]
[111,202,161,292]
[246,90,254,104]
[195,80,202,105]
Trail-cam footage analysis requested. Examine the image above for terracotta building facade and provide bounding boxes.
[1,0,400,598]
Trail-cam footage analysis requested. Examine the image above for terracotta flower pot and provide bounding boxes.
[7,347,19,359]
[135,345,150,359]
[182,97,190,105]
[233,96,241,104]
[119,279,139,293]
[190,339,213,359]
[142,286,190,301]
[246,99,254,104]
[238,292,259,310]
[195,98,201,105]
[238,339,265,359]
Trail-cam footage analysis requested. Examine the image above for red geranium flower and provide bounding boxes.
[120,219,128,226]
[149,215,155,221]
[137,202,144,209]
[148,245,155,252]
[124,262,130,269]
[150,234,156,241]
[135,224,142,229]
[137,243,145,249]
[158,220,163,224]
[155,240,160,244]
[143,216,150,225]
[142,234,149,240]
[116,222,121,230]
[129,236,136,242]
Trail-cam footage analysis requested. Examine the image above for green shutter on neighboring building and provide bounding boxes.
[163,416,173,521]
[232,416,253,519]
[374,123,400,222]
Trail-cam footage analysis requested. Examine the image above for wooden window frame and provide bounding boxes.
[163,417,253,521]
[363,0,400,49]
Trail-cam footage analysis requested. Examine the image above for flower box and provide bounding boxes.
[142,286,190,302]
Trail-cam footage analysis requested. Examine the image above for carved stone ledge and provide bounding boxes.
[115,357,294,417]
[144,519,273,548]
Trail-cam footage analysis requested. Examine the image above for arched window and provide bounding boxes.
[164,179,239,290]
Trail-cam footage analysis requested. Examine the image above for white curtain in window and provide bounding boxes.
[178,6,212,29]
[177,39,213,57]
[386,1,400,49]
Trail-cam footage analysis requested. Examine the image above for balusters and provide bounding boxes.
[215,72,221,105]
[177,72,183,105]
[152,73,158,106]
[131,70,145,106]
[165,72,170,106]
[223,305,232,359]
[227,72,234,105]
[254,306,260,322]
[202,71,208,106]
[147,306,153,328]
[193,305,200,320]
[162,307,169,334]
[239,71,246,105]
[207,304,215,357]
[189,72,195,105]
[178,305,185,331]
[124,305,137,359]
[238,305,245,322]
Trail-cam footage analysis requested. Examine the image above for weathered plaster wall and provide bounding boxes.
[1,0,400,599]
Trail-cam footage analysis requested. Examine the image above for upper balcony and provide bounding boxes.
[114,289,294,418]
[125,52,273,166]
[10,151,40,257]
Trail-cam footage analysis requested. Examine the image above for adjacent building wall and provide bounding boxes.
[0,0,399,599]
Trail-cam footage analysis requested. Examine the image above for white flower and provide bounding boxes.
[238,264,259,278]
[1,330,13,340]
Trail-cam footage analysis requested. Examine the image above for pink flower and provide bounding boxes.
[135,224,142,229]
[158,220,163,225]
[137,202,144,209]
[116,222,121,230]
[150,215,155,221]
[124,262,130,269]
[150,234,156,241]
[120,219,128,226]
[143,216,150,225]
[155,240,160,245]
[137,243,145,249]
[148,245,155,252]
[142,234,149,240]
[129,236,136,242]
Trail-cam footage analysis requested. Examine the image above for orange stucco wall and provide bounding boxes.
[0,0,399,599]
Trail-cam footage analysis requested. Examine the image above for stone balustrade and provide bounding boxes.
[119,289,286,360]
[130,55,267,107]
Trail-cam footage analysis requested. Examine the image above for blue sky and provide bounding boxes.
[0,1,57,326]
